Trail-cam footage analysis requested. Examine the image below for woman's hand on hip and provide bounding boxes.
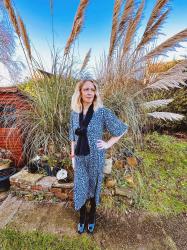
[97,140,110,150]
[97,135,122,150]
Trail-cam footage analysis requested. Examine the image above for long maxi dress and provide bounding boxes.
[69,106,129,211]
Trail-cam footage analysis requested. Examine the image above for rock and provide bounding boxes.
[36,176,56,191]
[10,169,43,186]
[115,187,134,198]
[52,180,74,189]
[9,168,74,202]
[103,158,113,174]
[53,191,68,200]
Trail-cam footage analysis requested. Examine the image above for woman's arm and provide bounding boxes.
[68,110,76,169]
[70,141,76,169]
[106,132,125,148]
[70,141,75,156]
[98,107,128,150]
[97,132,125,150]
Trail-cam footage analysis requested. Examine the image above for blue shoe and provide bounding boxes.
[87,215,96,234]
[87,223,95,233]
[78,223,85,234]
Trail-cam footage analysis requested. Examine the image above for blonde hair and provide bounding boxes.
[71,80,103,113]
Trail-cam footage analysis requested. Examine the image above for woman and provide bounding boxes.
[69,79,128,234]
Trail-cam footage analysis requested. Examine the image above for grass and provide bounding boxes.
[100,132,187,217]
[133,132,187,216]
[0,228,100,250]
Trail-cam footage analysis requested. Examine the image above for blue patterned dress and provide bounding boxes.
[69,106,128,211]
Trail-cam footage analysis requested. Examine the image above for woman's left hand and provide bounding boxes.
[97,140,110,150]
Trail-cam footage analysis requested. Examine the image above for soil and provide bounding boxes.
[0,193,186,250]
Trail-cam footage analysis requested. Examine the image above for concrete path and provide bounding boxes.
[0,194,186,250]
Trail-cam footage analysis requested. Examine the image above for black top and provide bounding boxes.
[74,103,94,156]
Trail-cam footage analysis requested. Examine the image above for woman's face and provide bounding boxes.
[80,81,96,105]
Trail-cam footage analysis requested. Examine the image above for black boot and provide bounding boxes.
[87,197,96,233]
[78,201,87,234]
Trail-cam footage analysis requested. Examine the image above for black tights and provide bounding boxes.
[79,201,87,224]
[88,197,96,223]
[79,197,96,224]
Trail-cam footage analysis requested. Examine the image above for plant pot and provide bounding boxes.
[0,167,17,192]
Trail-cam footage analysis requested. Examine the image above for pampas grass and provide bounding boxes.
[118,0,134,36]
[64,0,89,55]
[122,0,144,55]
[80,48,91,73]
[15,74,77,158]
[96,0,187,144]
[109,0,122,57]
[147,112,185,121]
[18,15,31,61]
[137,0,170,50]
[4,0,10,10]
[3,0,33,75]
[146,61,187,90]
[0,0,24,82]
[147,28,187,58]
[137,9,170,50]
[4,0,20,37]
[142,99,174,109]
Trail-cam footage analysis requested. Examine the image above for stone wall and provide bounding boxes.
[9,168,74,203]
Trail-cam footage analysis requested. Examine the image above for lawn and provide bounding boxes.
[101,132,187,216]
[0,228,100,250]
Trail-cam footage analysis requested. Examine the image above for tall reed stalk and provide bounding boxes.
[96,0,187,144]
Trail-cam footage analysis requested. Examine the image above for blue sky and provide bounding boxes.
[1,0,187,84]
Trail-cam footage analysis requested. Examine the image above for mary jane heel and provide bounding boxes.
[77,223,85,234]
[87,223,95,233]
[87,214,96,234]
